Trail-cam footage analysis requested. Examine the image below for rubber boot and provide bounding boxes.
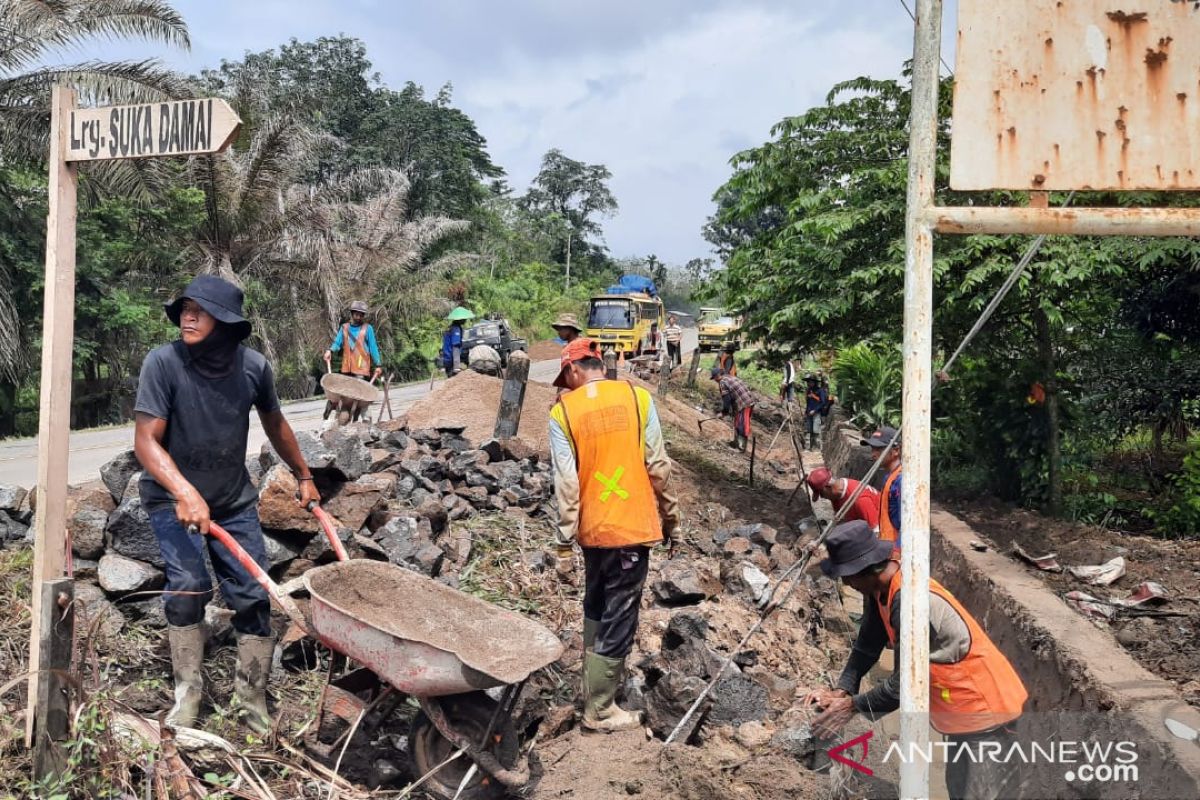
[234,634,275,736]
[165,624,205,729]
[582,652,643,733]
[581,618,599,700]
[809,432,818,451]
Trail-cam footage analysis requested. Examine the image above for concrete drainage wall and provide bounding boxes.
[821,416,1200,798]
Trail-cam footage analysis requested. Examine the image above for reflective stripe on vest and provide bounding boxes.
[340,323,371,376]
[559,381,662,549]
[876,571,1028,734]
[879,467,901,544]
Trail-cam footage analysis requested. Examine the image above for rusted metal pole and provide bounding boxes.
[930,205,1200,237]
[901,0,940,797]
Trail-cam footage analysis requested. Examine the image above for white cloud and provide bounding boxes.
[456,4,912,262]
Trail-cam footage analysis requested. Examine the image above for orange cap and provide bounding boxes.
[554,338,600,387]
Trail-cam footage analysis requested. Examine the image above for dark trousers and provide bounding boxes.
[666,341,681,367]
[582,545,651,659]
[150,505,272,636]
[945,723,1022,800]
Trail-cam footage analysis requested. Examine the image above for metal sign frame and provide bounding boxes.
[902,1,1200,798]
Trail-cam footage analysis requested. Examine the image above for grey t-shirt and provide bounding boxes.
[135,341,281,519]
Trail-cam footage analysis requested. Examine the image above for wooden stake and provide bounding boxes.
[686,348,702,387]
[382,372,394,420]
[603,350,617,380]
[494,350,529,439]
[657,356,670,398]
[32,579,74,778]
[27,84,78,747]
[749,436,757,487]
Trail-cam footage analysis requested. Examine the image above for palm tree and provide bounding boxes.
[187,111,471,373]
[0,0,191,161]
[0,0,190,381]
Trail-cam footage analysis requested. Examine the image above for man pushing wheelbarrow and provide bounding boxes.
[134,274,320,734]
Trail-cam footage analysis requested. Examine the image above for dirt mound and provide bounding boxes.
[406,370,556,455]
[528,339,564,361]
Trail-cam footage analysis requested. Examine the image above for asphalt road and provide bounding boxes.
[0,330,697,488]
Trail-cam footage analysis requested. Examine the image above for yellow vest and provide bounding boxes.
[552,381,662,548]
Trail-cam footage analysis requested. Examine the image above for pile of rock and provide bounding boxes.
[34,415,553,628]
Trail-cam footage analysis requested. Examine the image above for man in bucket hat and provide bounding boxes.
[552,312,583,345]
[548,337,680,732]
[806,521,1027,800]
[134,274,320,735]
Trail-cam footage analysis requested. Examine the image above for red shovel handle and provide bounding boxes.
[204,522,309,630]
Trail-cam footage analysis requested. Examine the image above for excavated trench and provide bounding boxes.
[822,414,1200,799]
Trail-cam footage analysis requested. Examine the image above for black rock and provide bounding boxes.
[106,473,162,567]
[375,516,443,576]
[100,450,141,503]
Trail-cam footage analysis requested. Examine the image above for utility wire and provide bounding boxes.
[898,0,954,77]
[665,185,1079,744]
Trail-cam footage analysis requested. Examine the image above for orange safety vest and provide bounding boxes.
[340,323,371,377]
[876,571,1027,734]
[557,381,662,548]
[879,466,901,545]
[717,352,737,377]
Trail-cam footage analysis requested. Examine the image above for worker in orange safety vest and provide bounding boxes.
[862,425,903,548]
[807,521,1028,800]
[549,337,680,732]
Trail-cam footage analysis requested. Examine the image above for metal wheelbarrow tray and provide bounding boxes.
[303,560,563,695]
[320,372,380,425]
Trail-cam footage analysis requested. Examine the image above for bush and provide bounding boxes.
[1153,447,1200,537]
[833,343,901,429]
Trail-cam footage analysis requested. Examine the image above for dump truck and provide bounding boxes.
[697,307,742,352]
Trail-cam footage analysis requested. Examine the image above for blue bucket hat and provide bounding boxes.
[164,275,252,341]
[819,520,896,578]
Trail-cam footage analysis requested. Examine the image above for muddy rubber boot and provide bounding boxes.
[165,624,205,729]
[234,634,275,736]
[581,618,599,700]
[582,653,643,733]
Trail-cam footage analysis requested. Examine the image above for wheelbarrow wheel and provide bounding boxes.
[336,409,351,426]
[409,692,518,800]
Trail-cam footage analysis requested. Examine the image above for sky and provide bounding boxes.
[78,0,960,265]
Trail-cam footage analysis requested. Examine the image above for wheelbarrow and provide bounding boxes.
[204,509,563,799]
[321,370,381,426]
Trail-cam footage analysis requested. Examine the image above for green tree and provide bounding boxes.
[712,74,1200,513]
[521,148,618,267]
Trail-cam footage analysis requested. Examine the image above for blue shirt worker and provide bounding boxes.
[441,306,475,377]
[324,300,382,381]
[804,374,828,451]
[134,275,320,735]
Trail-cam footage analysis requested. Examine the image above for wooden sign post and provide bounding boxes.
[26,87,240,767]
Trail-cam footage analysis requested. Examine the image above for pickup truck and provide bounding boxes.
[462,317,528,367]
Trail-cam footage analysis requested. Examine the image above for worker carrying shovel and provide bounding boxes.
[134,275,320,734]
[806,521,1028,800]
[549,338,680,732]
[323,300,383,382]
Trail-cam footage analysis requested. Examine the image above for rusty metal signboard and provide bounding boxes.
[951,0,1200,191]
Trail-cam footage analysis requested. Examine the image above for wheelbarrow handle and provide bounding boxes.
[308,503,349,562]
[204,521,310,631]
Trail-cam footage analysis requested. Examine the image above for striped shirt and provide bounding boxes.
[664,324,683,343]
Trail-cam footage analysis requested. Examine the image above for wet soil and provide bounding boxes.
[944,497,1200,709]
